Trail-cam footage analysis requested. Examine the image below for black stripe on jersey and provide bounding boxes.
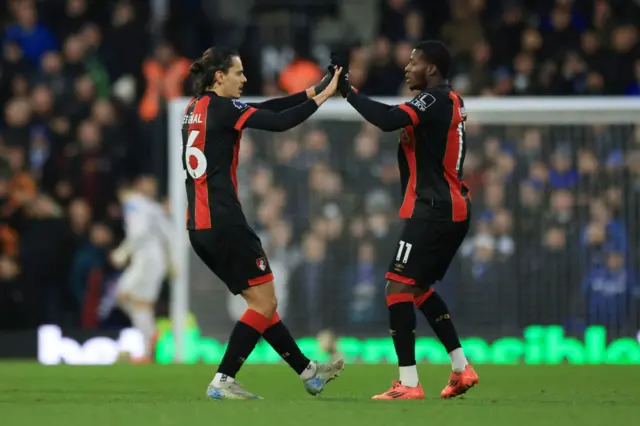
[183,98,198,230]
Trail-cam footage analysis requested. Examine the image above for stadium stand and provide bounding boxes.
[0,0,638,336]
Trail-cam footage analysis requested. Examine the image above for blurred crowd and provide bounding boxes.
[233,121,640,336]
[0,0,639,334]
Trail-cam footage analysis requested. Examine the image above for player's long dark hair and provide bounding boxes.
[189,47,239,95]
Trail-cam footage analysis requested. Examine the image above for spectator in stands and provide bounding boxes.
[53,0,92,43]
[289,232,340,334]
[0,0,639,335]
[361,37,403,96]
[549,148,579,189]
[69,222,112,320]
[139,41,189,122]
[278,46,323,95]
[626,60,640,95]
[348,129,383,192]
[492,209,515,262]
[576,149,600,205]
[518,179,544,242]
[582,249,639,327]
[67,198,91,243]
[18,194,74,326]
[459,234,504,325]
[588,197,627,252]
[344,239,385,327]
[4,1,57,65]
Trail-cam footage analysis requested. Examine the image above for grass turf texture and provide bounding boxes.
[1,363,638,426]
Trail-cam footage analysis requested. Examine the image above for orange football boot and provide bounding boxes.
[440,365,479,398]
[372,381,425,400]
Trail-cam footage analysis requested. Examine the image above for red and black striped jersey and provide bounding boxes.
[396,87,471,222]
[345,85,471,222]
[181,90,319,230]
[181,92,257,230]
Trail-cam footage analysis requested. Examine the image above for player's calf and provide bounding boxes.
[208,308,271,400]
[414,289,468,372]
[206,282,279,400]
[373,283,425,401]
[413,289,479,398]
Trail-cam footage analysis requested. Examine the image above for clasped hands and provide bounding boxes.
[311,52,355,99]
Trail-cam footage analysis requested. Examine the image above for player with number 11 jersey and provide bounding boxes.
[332,41,478,400]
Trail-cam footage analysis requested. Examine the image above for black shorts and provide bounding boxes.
[386,218,469,289]
[189,222,273,295]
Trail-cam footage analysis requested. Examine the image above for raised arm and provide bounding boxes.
[345,91,415,132]
[331,52,429,132]
[235,100,319,132]
[248,70,334,112]
[247,91,309,112]
[231,67,343,132]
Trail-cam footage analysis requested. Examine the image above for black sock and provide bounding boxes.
[263,314,311,375]
[217,309,270,379]
[415,290,461,353]
[387,294,416,366]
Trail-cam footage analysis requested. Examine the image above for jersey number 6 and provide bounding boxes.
[185,130,207,179]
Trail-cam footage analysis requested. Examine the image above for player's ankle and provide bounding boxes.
[450,348,468,372]
[399,365,419,387]
[212,372,235,387]
[299,361,317,380]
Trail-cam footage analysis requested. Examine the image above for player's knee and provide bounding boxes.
[242,282,277,319]
[129,299,155,311]
[249,296,277,319]
[385,279,419,296]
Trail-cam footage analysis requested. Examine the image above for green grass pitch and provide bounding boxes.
[1,363,639,426]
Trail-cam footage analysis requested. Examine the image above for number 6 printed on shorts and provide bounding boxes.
[185,129,207,179]
[396,240,413,264]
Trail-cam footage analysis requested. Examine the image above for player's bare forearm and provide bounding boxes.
[346,92,413,131]
[248,91,308,112]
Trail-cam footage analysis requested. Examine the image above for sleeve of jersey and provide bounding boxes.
[345,91,414,131]
[247,91,308,112]
[240,100,319,132]
[399,92,439,126]
[232,106,259,131]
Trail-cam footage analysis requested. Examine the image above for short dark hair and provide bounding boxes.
[189,47,239,95]
[414,40,451,78]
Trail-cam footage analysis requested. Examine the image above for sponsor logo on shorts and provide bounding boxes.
[256,257,267,271]
[394,263,404,272]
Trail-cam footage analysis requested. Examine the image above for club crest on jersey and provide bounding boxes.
[232,99,249,111]
[410,93,436,112]
[256,257,267,271]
